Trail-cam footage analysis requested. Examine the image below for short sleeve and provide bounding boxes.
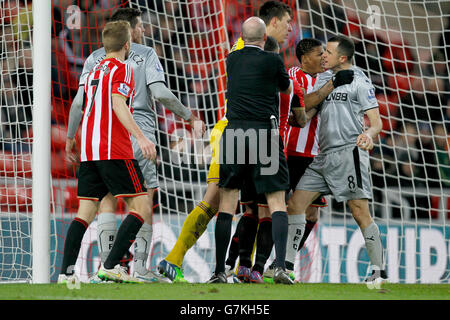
[111,63,135,99]
[357,80,378,111]
[146,49,166,85]
[276,55,290,92]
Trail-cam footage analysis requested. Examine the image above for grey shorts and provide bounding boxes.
[296,145,372,202]
[131,131,158,189]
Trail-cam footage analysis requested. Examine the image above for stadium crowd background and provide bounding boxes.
[0,0,449,219]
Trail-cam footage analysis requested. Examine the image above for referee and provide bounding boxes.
[208,17,293,284]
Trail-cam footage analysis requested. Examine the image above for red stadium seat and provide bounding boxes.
[0,152,32,178]
[51,124,68,152]
[63,185,78,212]
[0,186,32,213]
[381,43,415,74]
[387,73,411,98]
[51,150,77,178]
[376,94,399,136]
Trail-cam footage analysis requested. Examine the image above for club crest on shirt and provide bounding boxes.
[118,83,130,96]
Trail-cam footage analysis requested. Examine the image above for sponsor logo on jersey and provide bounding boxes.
[118,83,131,96]
[325,92,348,101]
[368,88,376,100]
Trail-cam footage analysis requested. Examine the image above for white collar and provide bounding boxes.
[244,45,262,50]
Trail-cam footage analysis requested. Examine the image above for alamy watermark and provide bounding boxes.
[366,5,382,30]
[66,5,81,30]
[169,123,281,176]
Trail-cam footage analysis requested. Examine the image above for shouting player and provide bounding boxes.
[287,36,387,286]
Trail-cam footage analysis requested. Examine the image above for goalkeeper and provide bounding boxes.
[157,0,294,282]
[65,8,205,283]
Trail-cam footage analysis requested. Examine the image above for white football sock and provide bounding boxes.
[134,222,153,275]
[97,212,117,264]
[285,213,306,267]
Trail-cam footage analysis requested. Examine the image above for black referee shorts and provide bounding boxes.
[77,159,147,201]
[219,120,289,195]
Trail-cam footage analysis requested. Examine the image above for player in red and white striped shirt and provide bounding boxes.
[59,21,156,284]
[81,57,136,162]
[280,38,356,277]
[277,39,327,275]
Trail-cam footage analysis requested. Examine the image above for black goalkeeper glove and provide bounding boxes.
[332,69,354,88]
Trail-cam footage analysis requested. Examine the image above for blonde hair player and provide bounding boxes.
[59,20,157,284]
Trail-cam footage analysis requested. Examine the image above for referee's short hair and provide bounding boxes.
[295,38,323,63]
[264,36,279,52]
[328,35,355,62]
[258,1,292,25]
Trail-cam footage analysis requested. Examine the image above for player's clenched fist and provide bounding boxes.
[356,132,373,151]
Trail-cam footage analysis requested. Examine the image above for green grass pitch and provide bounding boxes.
[0,283,448,300]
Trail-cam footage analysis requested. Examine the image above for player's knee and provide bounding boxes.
[287,196,303,214]
[348,200,372,227]
[204,182,220,210]
[257,205,271,219]
[306,206,319,222]
[99,193,118,213]
[127,196,151,222]
[77,200,99,224]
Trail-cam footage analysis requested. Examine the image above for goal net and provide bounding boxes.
[1,0,448,284]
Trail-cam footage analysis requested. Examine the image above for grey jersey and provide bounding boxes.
[79,43,166,131]
[313,66,378,154]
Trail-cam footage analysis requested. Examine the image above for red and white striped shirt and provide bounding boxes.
[81,58,135,162]
[284,66,320,158]
[279,78,302,158]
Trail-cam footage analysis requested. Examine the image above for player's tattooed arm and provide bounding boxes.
[303,80,334,111]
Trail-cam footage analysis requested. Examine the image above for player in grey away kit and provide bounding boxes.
[287,36,387,286]
[65,8,205,283]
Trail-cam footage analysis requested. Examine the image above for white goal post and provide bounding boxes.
[31,0,52,284]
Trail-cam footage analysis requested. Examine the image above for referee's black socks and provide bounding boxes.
[214,212,233,274]
[271,211,289,269]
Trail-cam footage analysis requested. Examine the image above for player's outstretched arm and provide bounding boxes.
[149,82,205,138]
[65,86,84,162]
[112,94,156,160]
[356,107,382,151]
[304,69,354,111]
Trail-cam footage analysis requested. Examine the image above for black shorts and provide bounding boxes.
[287,155,328,207]
[240,177,267,207]
[219,120,289,195]
[77,159,147,201]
